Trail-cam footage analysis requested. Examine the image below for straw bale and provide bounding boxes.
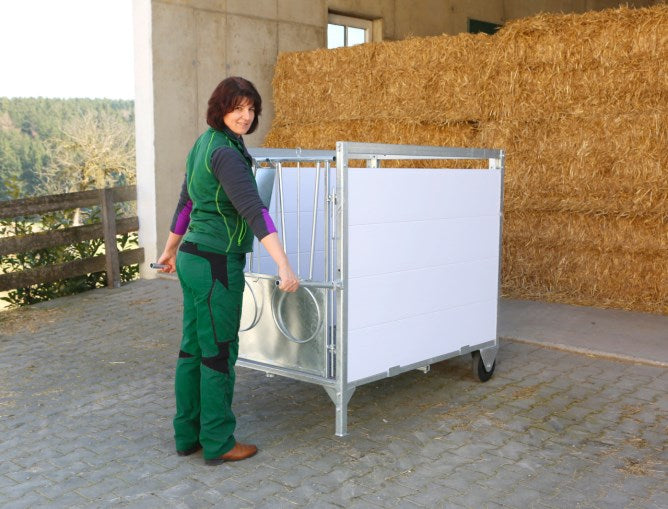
[265,119,478,149]
[482,62,667,120]
[504,210,666,255]
[264,119,484,167]
[272,32,493,125]
[502,240,667,314]
[479,112,667,159]
[272,44,376,124]
[492,5,668,71]
[482,5,668,120]
[500,153,667,220]
[504,185,667,223]
[480,112,668,219]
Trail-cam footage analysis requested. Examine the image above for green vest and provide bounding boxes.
[183,127,256,253]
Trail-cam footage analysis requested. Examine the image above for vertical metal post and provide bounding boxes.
[297,162,301,276]
[277,162,287,251]
[494,150,506,356]
[309,161,320,280]
[325,161,331,284]
[324,160,334,380]
[334,142,350,436]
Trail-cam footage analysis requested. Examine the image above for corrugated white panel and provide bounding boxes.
[348,299,498,383]
[345,167,501,383]
[348,258,499,331]
[348,169,501,225]
[348,216,500,279]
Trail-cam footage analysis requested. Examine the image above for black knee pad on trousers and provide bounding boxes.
[202,341,231,374]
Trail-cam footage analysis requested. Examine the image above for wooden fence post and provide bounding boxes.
[100,188,121,288]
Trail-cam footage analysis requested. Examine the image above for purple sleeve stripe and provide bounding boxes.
[262,208,277,235]
[173,200,192,235]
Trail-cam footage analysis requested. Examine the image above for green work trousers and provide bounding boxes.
[173,241,246,460]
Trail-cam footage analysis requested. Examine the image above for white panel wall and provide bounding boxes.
[346,168,502,383]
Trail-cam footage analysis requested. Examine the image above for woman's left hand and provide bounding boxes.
[277,264,299,292]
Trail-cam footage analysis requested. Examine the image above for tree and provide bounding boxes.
[40,110,135,193]
[38,111,136,224]
[0,133,23,199]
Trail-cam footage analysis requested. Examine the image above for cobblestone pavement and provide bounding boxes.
[0,279,666,508]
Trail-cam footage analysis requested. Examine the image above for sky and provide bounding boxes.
[0,0,135,100]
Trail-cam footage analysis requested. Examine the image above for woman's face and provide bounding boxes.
[223,98,255,136]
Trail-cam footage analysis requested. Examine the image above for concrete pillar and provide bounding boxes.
[133,0,159,275]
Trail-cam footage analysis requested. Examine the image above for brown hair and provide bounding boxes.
[206,77,262,134]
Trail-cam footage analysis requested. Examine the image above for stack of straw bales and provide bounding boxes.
[266,32,490,151]
[266,5,667,314]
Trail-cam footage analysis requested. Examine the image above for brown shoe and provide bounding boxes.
[205,442,258,465]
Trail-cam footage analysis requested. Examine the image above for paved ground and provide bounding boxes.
[0,278,666,508]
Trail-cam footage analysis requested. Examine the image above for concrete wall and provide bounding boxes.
[135,0,662,273]
[135,0,326,270]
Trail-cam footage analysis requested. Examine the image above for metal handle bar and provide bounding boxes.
[245,272,341,290]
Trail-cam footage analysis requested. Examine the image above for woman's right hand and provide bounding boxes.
[156,232,183,273]
[156,250,177,273]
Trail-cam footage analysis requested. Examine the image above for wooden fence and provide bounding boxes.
[0,186,144,292]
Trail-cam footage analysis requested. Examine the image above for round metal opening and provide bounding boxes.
[239,279,263,332]
[271,286,323,344]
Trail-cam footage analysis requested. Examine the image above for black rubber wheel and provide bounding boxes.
[472,351,495,382]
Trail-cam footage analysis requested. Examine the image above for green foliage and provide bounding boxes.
[1,206,140,308]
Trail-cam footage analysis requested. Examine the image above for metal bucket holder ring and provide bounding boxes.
[239,279,263,332]
[271,284,323,344]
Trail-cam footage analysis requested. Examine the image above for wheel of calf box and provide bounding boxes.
[472,351,495,382]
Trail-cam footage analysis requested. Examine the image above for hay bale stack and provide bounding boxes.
[272,32,492,126]
[479,112,668,221]
[490,7,666,70]
[483,6,667,119]
[503,210,666,312]
[484,5,667,314]
[266,4,668,314]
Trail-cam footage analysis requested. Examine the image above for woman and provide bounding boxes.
[156,77,299,465]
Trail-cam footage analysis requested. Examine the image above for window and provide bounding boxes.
[327,14,372,49]
[468,18,502,35]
